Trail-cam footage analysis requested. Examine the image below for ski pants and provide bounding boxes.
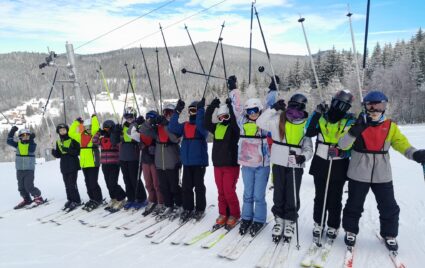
[343,179,400,238]
[16,170,41,201]
[271,165,303,222]
[214,166,240,219]
[62,171,81,203]
[313,168,347,230]
[101,164,126,201]
[182,166,207,212]
[142,163,163,205]
[241,166,270,224]
[120,161,147,203]
[82,167,103,203]
[157,168,182,208]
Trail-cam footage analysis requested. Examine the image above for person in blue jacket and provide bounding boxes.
[168,97,209,222]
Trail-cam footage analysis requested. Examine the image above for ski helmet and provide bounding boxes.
[102,120,115,130]
[288,93,308,111]
[162,103,175,117]
[331,90,354,113]
[56,123,69,134]
[244,98,263,115]
[268,75,280,91]
[363,90,388,113]
[146,110,158,120]
[123,107,137,118]
[217,104,230,122]
[227,75,238,90]
[18,128,31,137]
[188,101,198,115]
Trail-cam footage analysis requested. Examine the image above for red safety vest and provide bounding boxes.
[157,125,169,144]
[184,122,197,139]
[81,132,92,148]
[101,137,116,151]
[361,119,391,153]
[141,134,153,146]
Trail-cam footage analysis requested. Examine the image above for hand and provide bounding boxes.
[328,147,347,158]
[175,99,185,114]
[413,149,425,164]
[225,97,232,106]
[11,126,19,133]
[315,101,329,114]
[157,115,168,126]
[197,98,205,109]
[29,133,36,139]
[114,124,123,133]
[271,99,286,111]
[210,98,220,109]
[348,112,368,137]
[288,151,306,165]
[136,115,145,125]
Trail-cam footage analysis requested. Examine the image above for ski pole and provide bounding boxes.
[318,156,333,247]
[98,66,119,122]
[346,5,363,102]
[124,62,141,115]
[181,68,227,80]
[132,65,137,109]
[140,45,159,112]
[362,0,371,90]
[156,47,163,112]
[85,82,97,115]
[254,7,278,92]
[159,23,181,99]
[62,84,67,124]
[0,111,13,126]
[219,38,229,97]
[184,24,206,75]
[249,1,256,84]
[42,68,59,117]
[298,17,324,100]
[293,166,300,250]
[422,164,425,184]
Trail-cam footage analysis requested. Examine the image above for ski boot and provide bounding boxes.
[132,200,148,211]
[179,210,193,223]
[272,217,284,242]
[63,201,71,210]
[239,219,252,235]
[283,220,295,239]
[33,196,45,206]
[384,237,399,251]
[123,201,134,211]
[155,206,173,221]
[193,210,205,221]
[152,204,165,216]
[225,216,239,230]
[326,227,338,240]
[105,199,117,211]
[344,232,356,247]
[112,199,126,211]
[249,221,264,237]
[213,215,227,230]
[169,206,183,221]
[14,199,32,210]
[67,201,81,212]
[83,200,100,212]
[312,222,323,245]
[142,202,157,217]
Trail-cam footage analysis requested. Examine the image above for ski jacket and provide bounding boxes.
[111,122,140,162]
[7,130,36,171]
[92,132,120,165]
[256,108,313,168]
[69,115,100,169]
[51,135,81,173]
[232,90,270,168]
[135,122,181,170]
[338,118,417,183]
[168,107,209,167]
[204,101,240,167]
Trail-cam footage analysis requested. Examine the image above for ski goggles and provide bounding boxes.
[217,113,230,122]
[331,99,351,112]
[123,113,135,119]
[246,107,260,115]
[188,107,197,115]
[146,112,157,120]
[365,101,387,113]
[288,101,305,111]
[163,109,174,118]
[19,133,30,137]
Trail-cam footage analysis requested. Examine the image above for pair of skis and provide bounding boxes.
[255,236,293,268]
[301,237,335,267]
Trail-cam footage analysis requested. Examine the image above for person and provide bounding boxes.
[304,90,355,247]
[204,93,241,230]
[128,110,164,216]
[256,94,313,241]
[265,75,280,109]
[69,115,103,211]
[339,90,425,251]
[235,97,271,237]
[168,98,209,222]
[92,120,126,212]
[7,127,44,209]
[111,107,147,211]
[51,123,82,211]
[136,104,183,220]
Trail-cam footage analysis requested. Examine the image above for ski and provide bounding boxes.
[343,246,354,268]
[273,237,292,267]
[376,233,406,268]
[201,222,240,249]
[26,198,52,209]
[116,213,152,230]
[145,220,170,238]
[51,207,88,225]
[183,224,223,246]
[255,239,282,268]
[300,242,321,267]
[123,217,167,238]
[151,220,187,244]
[217,233,246,258]
[313,238,335,268]
[38,209,67,223]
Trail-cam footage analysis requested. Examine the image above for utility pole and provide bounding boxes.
[65,42,84,116]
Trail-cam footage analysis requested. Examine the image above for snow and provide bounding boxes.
[1,125,425,268]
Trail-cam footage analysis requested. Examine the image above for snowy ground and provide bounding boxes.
[0,125,424,268]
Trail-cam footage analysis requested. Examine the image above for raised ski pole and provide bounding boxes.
[318,156,334,246]
[347,5,363,103]
[140,45,159,112]
[184,24,206,75]
[202,22,225,99]
[0,111,13,126]
[254,7,278,92]
[181,68,226,80]
[298,16,324,101]
[219,38,229,97]
[124,62,141,115]
[61,84,67,124]
[362,0,371,92]
[98,66,119,122]
[85,82,97,115]
[249,1,256,84]
[42,68,59,117]
[159,23,181,99]
[156,47,163,112]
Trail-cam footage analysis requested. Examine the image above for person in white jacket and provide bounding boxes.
[256,94,313,242]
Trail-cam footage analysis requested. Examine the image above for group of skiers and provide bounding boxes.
[6,75,425,254]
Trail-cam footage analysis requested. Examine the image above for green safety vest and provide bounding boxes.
[318,117,350,144]
[123,126,132,142]
[57,139,72,154]
[284,121,306,146]
[243,122,258,136]
[17,142,29,156]
[214,124,229,140]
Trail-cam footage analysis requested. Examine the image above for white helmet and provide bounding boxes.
[244,98,263,111]
[217,104,229,117]
[124,107,137,118]
[18,128,31,137]
[163,103,176,111]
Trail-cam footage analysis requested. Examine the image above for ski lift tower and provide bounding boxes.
[65,42,84,116]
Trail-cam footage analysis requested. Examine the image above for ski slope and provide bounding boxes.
[0,124,424,268]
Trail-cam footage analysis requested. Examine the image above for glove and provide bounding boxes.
[210,98,220,109]
[30,133,36,139]
[413,149,425,164]
[10,126,19,133]
[348,113,368,137]
[328,147,347,158]
[315,101,329,115]
[271,99,286,111]
[157,115,168,126]
[288,154,306,165]
[99,129,108,136]
[136,115,145,125]
[114,124,123,133]
[76,117,84,123]
[225,97,232,106]
[175,99,185,114]
[197,98,205,109]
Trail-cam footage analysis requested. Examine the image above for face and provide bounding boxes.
[20,133,30,141]
[188,107,197,116]
[365,102,386,121]
[84,126,91,134]
[248,113,260,121]
[163,109,173,121]
[59,128,67,135]
[217,113,230,122]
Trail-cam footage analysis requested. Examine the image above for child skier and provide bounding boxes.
[168,98,209,222]
[339,90,425,251]
[92,120,126,212]
[51,123,82,211]
[7,127,45,209]
[204,93,241,230]
[69,115,103,211]
[256,94,313,241]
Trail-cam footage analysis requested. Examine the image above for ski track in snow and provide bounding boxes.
[1,124,425,268]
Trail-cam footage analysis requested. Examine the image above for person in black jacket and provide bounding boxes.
[52,123,82,211]
[204,97,240,229]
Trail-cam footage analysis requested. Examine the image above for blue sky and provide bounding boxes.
[0,0,423,55]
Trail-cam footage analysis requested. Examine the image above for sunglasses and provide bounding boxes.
[218,114,230,122]
[20,133,30,137]
[331,99,351,112]
[246,107,260,115]
[123,114,134,119]
[188,107,197,115]
[365,102,386,113]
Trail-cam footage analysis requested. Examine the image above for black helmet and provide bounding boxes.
[288,93,308,111]
[331,90,354,113]
[56,123,69,134]
[102,120,115,129]
[189,101,199,108]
